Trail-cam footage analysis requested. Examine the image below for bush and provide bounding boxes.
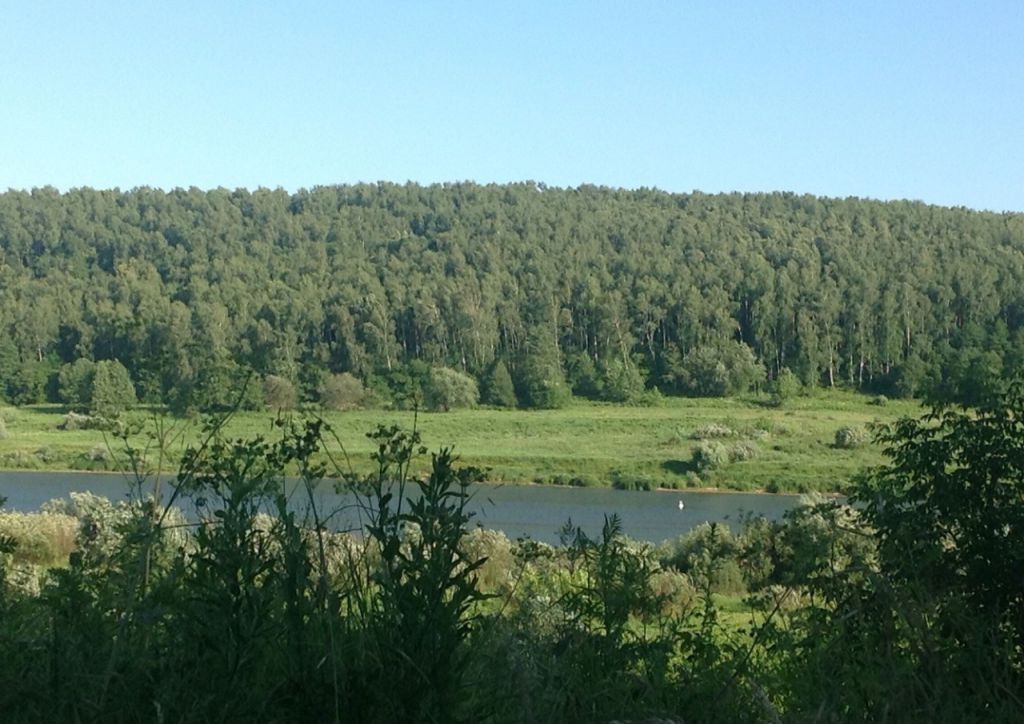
[548,473,596,487]
[834,425,869,449]
[0,417,7,440]
[320,372,367,410]
[729,440,760,462]
[263,374,298,409]
[690,423,737,440]
[668,341,766,397]
[423,367,479,411]
[691,441,730,472]
[610,471,656,491]
[58,411,97,431]
[869,394,888,406]
[460,528,515,593]
[767,367,801,406]
[0,511,78,567]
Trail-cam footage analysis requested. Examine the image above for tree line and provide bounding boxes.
[1,183,1022,412]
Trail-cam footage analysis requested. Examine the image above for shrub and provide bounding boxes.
[58,411,97,431]
[834,425,869,449]
[423,366,479,411]
[610,472,656,491]
[649,568,697,616]
[729,440,760,462]
[869,394,888,406]
[690,423,737,440]
[320,372,366,410]
[460,528,515,593]
[768,367,801,406]
[263,374,298,409]
[0,417,7,440]
[692,441,730,472]
[0,511,78,567]
[668,341,766,397]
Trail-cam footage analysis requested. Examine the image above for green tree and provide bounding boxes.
[670,341,765,397]
[263,374,297,409]
[779,380,1024,720]
[58,358,96,412]
[89,359,136,417]
[600,356,646,403]
[856,382,1024,633]
[319,372,366,410]
[767,367,800,406]
[480,359,517,408]
[518,341,571,409]
[423,367,479,411]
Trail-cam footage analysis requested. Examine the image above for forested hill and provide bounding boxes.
[1,183,1023,411]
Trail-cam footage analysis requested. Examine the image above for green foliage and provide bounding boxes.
[0,416,7,440]
[518,343,571,409]
[6,388,1024,722]
[89,359,136,418]
[670,341,765,397]
[859,382,1024,632]
[0,510,78,567]
[263,374,297,409]
[0,185,1021,410]
[168,354,263,415]
[690,422,738,439]
[760,383,1024,721]
[565,350,603,398]
[834,424,869,448]
[768,367,800,406]
[320,371,367,410]
[379,360,432,409]
[348,426,490,721]
[480,358,517,407]
[692,441,730,472]
[58,358,96,412]
[423,366,479,411]
[600,356,646,403]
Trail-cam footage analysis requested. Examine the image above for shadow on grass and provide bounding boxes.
[661,459,697,476]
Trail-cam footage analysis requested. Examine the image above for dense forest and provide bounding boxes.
[2,183,1023,411]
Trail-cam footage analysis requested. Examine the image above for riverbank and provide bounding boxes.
[0,391,920,493]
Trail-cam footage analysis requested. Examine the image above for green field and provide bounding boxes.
[0,391,922,493]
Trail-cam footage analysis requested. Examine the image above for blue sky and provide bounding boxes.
[1,1,1021,211]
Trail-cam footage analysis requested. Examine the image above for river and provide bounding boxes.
[0,470,802,545]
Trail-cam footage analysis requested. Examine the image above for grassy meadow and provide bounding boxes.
[0,391,921,493]
[0,393,921,495]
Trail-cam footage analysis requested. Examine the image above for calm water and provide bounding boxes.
[0,471,801,545]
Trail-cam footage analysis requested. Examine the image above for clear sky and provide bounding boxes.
[1,1,1021,211]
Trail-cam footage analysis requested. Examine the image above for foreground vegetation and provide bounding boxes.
[1,383,1022,722]
[0,391,920,492]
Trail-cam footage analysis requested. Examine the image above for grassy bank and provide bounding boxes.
[0,391,921,492]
